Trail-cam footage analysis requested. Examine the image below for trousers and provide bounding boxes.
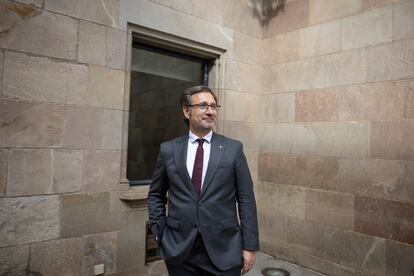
[165,235,241,276]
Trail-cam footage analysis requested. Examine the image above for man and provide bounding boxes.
[148,86,259,276]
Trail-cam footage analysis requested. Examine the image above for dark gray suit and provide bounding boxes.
[148,132,259,271]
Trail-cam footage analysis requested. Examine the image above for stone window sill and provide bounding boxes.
[120,186,149,208]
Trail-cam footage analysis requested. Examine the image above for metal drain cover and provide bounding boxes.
[261,267,290,276]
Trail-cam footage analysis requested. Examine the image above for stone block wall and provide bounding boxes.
[257,0,414,275]
[0,0,143,275]
[0,0,264,275]
[1,0,413,275]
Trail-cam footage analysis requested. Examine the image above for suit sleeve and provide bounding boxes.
[235,142,260,251]
[147,144,169,241]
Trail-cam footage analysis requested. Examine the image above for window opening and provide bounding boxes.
[127,41,211,185]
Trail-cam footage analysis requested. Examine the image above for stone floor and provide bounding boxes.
[144,252,326,276]
[245,252,325,276]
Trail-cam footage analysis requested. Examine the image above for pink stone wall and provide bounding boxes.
[258,0,414,275]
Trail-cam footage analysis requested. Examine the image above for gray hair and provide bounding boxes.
[180,86,217,107]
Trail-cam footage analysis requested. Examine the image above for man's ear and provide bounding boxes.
[183,106,190,119]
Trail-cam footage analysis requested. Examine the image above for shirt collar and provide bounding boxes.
[189,130,212,143]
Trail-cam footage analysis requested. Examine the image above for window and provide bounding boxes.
[127,42,211,185]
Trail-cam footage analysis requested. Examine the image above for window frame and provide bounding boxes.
[120,24,226,186]
[128,43,210,186]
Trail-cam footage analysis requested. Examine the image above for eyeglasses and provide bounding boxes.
[188,103,221,111]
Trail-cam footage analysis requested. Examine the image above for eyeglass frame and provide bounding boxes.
[187,102,221,111]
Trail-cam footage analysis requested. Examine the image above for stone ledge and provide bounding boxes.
[120,186,150,209]
[119,186,149,201]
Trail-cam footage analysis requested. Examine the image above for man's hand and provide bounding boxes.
[242,250,256,274]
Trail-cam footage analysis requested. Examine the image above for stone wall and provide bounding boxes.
[257,0,414,275]
[1,0,413,275]
[0,0,263,275]
[0,0,136,274]
[0,0,147,275]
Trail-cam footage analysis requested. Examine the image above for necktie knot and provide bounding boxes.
[196,138,205,146]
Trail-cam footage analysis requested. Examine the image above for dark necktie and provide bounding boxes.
[192,138,204,197]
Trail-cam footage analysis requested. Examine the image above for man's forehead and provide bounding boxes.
[191,91,215,102]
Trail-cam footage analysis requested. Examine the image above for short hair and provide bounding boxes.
[180,86,218,107]
[180,86,218,126]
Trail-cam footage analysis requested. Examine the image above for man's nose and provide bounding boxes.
[205,107,214,114]
[205,105,216,112]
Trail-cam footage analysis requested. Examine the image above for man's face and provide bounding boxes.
[183,92,217,134]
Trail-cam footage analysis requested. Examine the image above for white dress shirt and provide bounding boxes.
[186,130,212,190]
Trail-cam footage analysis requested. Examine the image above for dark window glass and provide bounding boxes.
[127,42,209,185]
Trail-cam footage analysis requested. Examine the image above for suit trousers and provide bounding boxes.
[165,235,241,276]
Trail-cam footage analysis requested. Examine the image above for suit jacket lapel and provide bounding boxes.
[173,135,198,200]
[201,133,225,197]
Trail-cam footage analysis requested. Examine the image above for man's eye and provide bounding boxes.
[199,104,208,108]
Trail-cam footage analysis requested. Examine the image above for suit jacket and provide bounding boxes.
[147,132,259,270]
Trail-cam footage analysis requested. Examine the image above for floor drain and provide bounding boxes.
[261,267,290,276]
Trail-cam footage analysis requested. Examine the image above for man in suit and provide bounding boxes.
[148,86,259,275]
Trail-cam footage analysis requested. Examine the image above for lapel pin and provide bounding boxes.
[219,146,222,149]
